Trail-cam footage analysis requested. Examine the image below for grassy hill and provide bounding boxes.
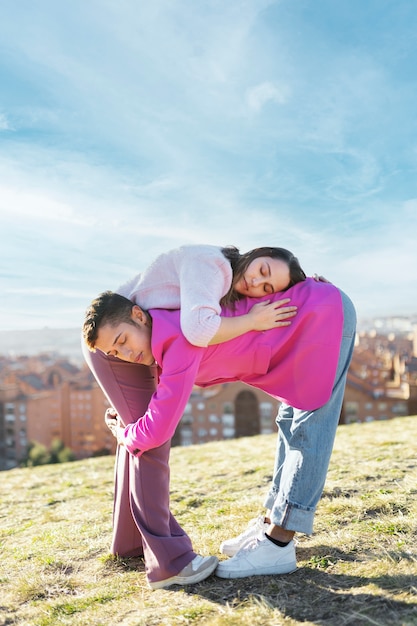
[1,416,416,626]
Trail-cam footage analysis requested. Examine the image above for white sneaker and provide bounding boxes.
[148,555,218,590]
[220,516,269,557]
[215,537,297,578]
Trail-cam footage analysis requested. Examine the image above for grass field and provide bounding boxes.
[1,416,416,625]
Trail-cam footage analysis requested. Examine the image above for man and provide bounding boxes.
[83,278,356,588]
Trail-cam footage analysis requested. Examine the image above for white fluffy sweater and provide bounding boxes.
[117,245,233,347]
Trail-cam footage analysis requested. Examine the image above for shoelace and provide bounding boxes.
[234,537,262,559]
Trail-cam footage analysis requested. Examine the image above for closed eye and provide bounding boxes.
[107,332,125,357]
[113,336,127,354]
[263,262,273,293]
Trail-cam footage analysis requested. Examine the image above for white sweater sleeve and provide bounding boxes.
[116,245,233,348]
[177,250,233,347]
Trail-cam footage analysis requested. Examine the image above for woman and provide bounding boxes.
[115,244,305,347]
[82,244,323,589]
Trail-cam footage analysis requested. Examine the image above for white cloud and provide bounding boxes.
[246,81,291,112]
[0,184,77,221]
[403,198,417,215]
[0,0,415,330]
[0,112,13,131]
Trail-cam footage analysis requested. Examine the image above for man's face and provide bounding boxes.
[95,306,155,365]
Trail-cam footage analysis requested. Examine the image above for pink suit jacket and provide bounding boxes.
[123,278,344,456]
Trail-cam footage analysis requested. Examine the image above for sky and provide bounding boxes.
[1,0,417,332]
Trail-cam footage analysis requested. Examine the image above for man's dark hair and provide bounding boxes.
[83,291,135,351]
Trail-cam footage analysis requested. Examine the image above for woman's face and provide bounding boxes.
[234,256,291,297]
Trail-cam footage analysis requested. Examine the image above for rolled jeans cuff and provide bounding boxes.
[263,495,315,535]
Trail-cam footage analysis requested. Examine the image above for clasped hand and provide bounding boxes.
[104,408,125,446]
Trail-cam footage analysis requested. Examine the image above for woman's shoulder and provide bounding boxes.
[176,244,226,259]
[167,245,232,274]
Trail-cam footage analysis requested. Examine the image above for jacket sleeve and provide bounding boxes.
[121,336,205,456]
[178,253,233,347]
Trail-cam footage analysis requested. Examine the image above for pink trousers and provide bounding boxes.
[82,344,196,584]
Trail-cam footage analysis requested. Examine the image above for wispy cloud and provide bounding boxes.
[246,81,291,112]
[0,112,13,130]
[0,0,416,330]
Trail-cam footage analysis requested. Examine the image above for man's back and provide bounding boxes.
[152,277,344,411]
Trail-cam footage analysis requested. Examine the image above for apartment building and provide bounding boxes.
[0,357,115,470]
[1,324,416,470]
[340,330,417,423]
[175,381,280,447]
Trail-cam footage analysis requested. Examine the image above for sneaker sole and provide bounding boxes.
[149,557,218,590]
[215,562,297,579]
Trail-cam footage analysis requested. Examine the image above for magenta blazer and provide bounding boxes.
[123,278,344,456]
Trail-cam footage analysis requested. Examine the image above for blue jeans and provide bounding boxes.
[264,290,357,535]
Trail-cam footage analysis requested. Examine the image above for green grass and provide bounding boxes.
[1,416,417,625]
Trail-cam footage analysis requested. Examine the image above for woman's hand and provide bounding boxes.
[247,298,297,331]
[210,298,297,344]
[313,273,332,284]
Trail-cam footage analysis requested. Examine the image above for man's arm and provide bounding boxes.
[120,336,205,456]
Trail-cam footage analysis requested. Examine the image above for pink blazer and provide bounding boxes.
[123,278,344,456]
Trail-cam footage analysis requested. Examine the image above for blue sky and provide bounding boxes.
[1,0,416,331]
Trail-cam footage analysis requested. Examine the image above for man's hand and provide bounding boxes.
[104,408,125,445]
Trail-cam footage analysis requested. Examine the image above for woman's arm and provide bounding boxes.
[178,248,301,347]
[207,298,297,345]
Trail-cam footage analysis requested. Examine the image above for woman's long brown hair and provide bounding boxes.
[220,246,306,308]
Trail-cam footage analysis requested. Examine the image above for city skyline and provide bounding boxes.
[1,1,417,331]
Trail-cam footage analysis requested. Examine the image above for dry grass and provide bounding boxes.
[1,416,416,625]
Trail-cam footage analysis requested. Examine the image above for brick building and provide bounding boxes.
[1,322,417,470]
[175,382,280,447]
[339,329,416,423]
[0,356,115,470]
